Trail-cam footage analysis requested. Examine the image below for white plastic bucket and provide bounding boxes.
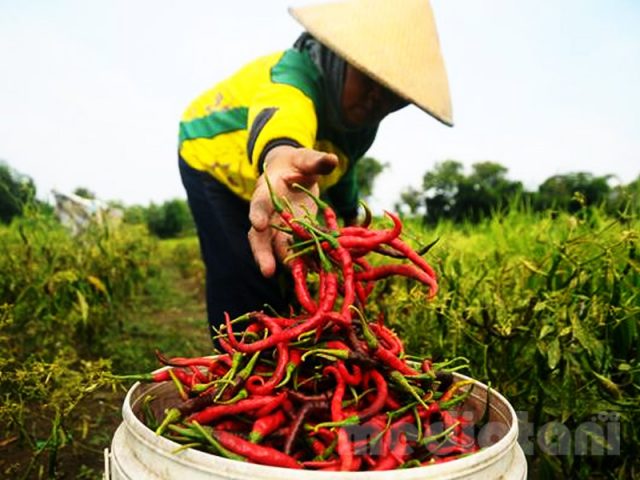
[105,373,526,480]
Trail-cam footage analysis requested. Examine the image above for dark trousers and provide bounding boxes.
[178,157,290,340]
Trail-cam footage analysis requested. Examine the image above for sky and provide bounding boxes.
[1,0,639,212]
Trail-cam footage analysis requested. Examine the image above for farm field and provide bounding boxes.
[1,206,638,479]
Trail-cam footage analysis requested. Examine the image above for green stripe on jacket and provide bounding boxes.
[270,50,322,109]
[179,107,249,143]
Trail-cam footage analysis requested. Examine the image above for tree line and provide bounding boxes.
[2,158,638,237]
[393,159,640,223]
[0,161,194,238]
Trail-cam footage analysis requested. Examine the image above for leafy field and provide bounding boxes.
[377,208,639,478]
[1,206,638,479]
[0,213,211,479]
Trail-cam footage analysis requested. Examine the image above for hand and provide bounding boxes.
[248,146,338,277]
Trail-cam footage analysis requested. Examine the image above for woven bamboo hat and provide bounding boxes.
[289,0,453,126]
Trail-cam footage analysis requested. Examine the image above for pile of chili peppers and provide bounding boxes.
[122,185,481,471]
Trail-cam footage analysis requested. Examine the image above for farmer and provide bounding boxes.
[178,0,452,340]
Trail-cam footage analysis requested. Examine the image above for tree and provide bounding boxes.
[121,204,148,225]
[536,172,612,212]
[395,186,423,216]
[457,161,523,221]
[355,156,387,201]
[73,187,96,200]
[608,175,640,216]
[422,159,464,222]
[0,161,36,224]
[146,199,194,238]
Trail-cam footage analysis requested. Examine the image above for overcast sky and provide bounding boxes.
[1,0,639,211]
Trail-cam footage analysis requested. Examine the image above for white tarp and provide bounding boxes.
[52,190,122,234]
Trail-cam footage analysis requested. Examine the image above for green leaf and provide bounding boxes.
[547,337,561,370]
[87,275,108,295]
[571,315,604,362]
[559,326,572,337]
[539,324,555,340]
[76,290,89,324]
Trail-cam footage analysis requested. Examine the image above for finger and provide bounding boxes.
[248,226,276,278]
[248,185,273,231]
[292,150,339,178]
[272,230,292,265]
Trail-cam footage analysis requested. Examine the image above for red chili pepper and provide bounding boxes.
[293,183,340,232]
[338,226,380,237]
[116,366,195,384]
[289,257,317,313]
[357,369,387,421]
[384,392,402,410]
[336,427,354,471]
[370,323,403,356]
[225,274,337,353]
[386,237,438,294]
[284,399,328,454]
[248,409,287,443]
[253,391,288,417]
[362,454,377,468]
[187,364,208,383]
[187,395,277,425]
[354,264,437,296]
[337,211,402,249]
[328,247,355,322]
[372,432,408,471]
[322,365,346,422]
[154,350,219,369]
[375,347,419,376]
[273,348,302,389]
[354,281,369,306]
[422,359,433,373]
[418,401,440,420]
[246,340,289,395]
[213,430,302,469]
[217,336,236,355]
[336,361,362,386]
[253,311,296,329]
[354,257,374,306]
[213,419,247,432]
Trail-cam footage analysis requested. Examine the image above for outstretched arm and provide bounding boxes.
[248,145,338,277]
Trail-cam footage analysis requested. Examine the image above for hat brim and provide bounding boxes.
[289,0,453,127]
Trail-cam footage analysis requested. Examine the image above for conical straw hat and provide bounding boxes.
[289,0,453,126]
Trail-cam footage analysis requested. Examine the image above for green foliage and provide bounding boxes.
[536,172,612,212]
[373,206,639,478]
[144,198,195,238]
[419,160,523,223]
[395,186,423,216]
[120,203,148,225]
[0,161,36,224]
[0,206,169,478]
[3,191,638,479]
[72,187,96,200]
[608,175,640,218]
[397,161,638,224]
[0,213,163,356]
[355,156,388,201]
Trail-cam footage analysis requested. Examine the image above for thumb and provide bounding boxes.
[292,149,339,177]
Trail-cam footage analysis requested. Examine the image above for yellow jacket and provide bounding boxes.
[179,47,377,218]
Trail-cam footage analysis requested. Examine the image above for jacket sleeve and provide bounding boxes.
[246,50,322,174]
